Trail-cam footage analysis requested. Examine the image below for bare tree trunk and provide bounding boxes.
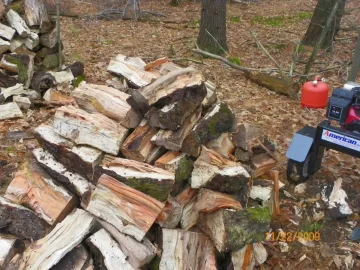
[56,0,61,71]
[197,0,227,55]
[302,0,346,49]
[348,30,360,82]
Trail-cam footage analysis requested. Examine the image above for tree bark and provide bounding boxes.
[0,234,24,269]
[197,0,227,55]
[302,0,346,49]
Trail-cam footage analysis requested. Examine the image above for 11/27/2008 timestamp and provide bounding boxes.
[265,232,321,242]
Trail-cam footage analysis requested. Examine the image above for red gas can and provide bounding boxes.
[301,76,329,108]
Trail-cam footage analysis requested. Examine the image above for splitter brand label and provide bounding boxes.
[322,130,360,151]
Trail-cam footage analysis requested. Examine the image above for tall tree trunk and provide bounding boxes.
[197,0,227,55]
[302,0,346,49]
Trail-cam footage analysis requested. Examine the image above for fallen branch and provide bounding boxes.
[250,31,284,75]
[192,48,278,73]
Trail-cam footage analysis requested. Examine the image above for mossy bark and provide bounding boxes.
[197,0,228,55]
[181,102,235,157]
[171,155,194,197]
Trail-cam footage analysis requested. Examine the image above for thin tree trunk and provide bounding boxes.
[197,0,227,55]
[56,0,61,71]
[302,0,346,49]
[348,30,360,82]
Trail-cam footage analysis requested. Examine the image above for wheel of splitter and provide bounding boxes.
[286,153,311,183]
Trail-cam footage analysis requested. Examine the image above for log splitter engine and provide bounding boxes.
[286,82,360,183]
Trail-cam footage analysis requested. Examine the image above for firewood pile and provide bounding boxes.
[0,54,282,270]
[0,0,86,120]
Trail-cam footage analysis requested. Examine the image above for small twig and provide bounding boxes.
[171,58,210,66]
[205,29,229,57]
[289,42,300,77]
[249,31,284,75]
[256,138,278,162]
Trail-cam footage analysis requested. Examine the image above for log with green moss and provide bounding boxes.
[181,102,235,157]
[155,151,194,197]
[94,155,175,202]
[0,54,34,88]
[198,207,271,252]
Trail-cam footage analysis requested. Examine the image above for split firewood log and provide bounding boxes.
[0,38,9,53]
[51,245,93,270]
[202,80,217,108]
[180,194,199,231]
[206,132,235,159]
[107,54,160,88]
[191,147,250,205]
[34,124,104,181]
[0,54,34,88]
[151,107,202,151]
[14,209,96,270]
[251,153,277,177]
[0,22,15,40]
[36,41,63,59]
[0,196,49,240]
[127,67,204,115]
[249,179,274,206]
[144,57,168,71]
[155,151,193,197]
[0,83,26,100]
[33,148,95,206]
[24,0,50,28]
[144,145,167,165]
[73,82,141,128]
[6,9,30,38]
[0,102,23,120]
[39,27,57,48]
[0,71,17,88]
[230,243,268,269]
[234,147,253,162]
[86,174,165,241]
[182,102,235,157]
[159,229,217,270]
[4,161,78,225]
[24,32,39,50]
[94,155,174,201]
[86,229,135,270]
[30,71,56,92]
[195,188,242,213]
[0,234,24,269]
[145,86,206,130]
[155,197,182,229]
[98,220,156,269]
[120,120,159,161]
[231,123,263,151]
[63,61,84,77]
[43,88,75,105]
[198,207,271,252]
[53,106,128,155]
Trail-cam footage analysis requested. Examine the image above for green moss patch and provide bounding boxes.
[230,16,241,23]
[251,12,313,27]
[247,207,272,223]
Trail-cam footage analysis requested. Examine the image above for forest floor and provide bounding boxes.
[2,0,360,269]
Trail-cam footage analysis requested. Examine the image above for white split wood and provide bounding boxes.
[17,208,96,270]
[33,148,94,200]
[0,234,23,269]
[0,37,9,53]
[0,22,16,40]
[53,106,128,155]
[48,70,74,84]
[1,84,26,99]
[13,96,31,110]
[6,9,31,38]
[99,220,156,269]
[86,229,135,270]
[9,37,24,52]
[0,102,23,120]
[24,32,39,50]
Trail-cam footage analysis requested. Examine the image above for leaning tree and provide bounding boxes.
[302,0,346,49]
[197,0,227,55]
